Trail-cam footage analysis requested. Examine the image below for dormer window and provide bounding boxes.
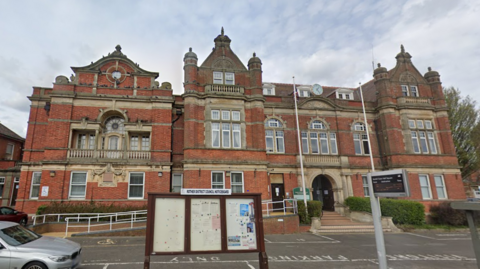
[297,86,311,97]
[336,89,354,100]
[213,71,235,85]
[263,83,275,95]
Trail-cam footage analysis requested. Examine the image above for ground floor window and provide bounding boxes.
[434,175,447,199]
[30,172,42,199]
[69,172,87,198]
[129,172,144,199]
[419,175,432,199]
[231,172,244,193]
[0,177,4,197]
[212,172,224,189]
[172,174,183,192]
[362,175,369,197]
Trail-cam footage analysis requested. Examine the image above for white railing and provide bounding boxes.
[68,149,150,160]
[64,210,147,237]
[206,84,245,94]
[262,199,297,217]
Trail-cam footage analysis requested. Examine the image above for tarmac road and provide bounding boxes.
[72,231,477,269]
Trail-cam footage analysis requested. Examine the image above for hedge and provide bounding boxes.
[344,197,425,225]
[429,202,480,226]
[297,200,322,224]
[36,202,147,215]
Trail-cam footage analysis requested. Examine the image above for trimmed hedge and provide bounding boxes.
[344,197,425,225]
[36,202,147,215]
[297,200,322,224]
[429,202,480,226]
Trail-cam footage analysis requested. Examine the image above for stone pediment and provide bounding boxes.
[299,98,335,109]
[71,45,158,78]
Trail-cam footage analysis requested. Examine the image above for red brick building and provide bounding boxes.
[0,123,25,206]
[17,30,465,214]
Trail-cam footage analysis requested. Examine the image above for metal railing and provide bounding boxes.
[262,199,297,217]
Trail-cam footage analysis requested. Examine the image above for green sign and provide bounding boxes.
[293,187,311,201]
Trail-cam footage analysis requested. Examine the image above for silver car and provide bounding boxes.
[0,221,82,269]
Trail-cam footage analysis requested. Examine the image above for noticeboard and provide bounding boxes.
[293,187,311,200]
[226,198,257,250]
[370,169,410,197]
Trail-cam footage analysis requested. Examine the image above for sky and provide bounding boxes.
[0,0,479,137]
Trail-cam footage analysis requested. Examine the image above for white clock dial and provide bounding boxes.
[112,71,122,80]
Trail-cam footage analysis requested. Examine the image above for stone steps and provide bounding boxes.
[312,211,390,234]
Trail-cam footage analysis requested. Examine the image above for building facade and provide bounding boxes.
[17,30,465,214]
[0,123,25,206]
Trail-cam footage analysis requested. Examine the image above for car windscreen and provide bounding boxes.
[0,224,41,246]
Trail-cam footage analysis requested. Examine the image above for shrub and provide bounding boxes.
[297,200,323,224]
[428,202,477,226]
[344,197,425,225]
[36,202,147,216]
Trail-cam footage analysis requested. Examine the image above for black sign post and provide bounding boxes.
[370,169,410,197]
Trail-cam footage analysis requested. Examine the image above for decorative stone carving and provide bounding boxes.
[399,72,417,83]
[91,164,126,187]
[302,101,333,109]
[55,75,69,84]
[212,58,236,70]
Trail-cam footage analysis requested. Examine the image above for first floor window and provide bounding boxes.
[419,175,432,199]
[301,132,309,154]
[172,174,183,193]
[76,134,95,149]
[231,172,244,193]
[362,175,369,197]
[330,133,338,154]
[0,177,4,197]
[30,172,41,199]
[70,172,87,198]
[212,172,224,189]
[129,172,144,199]
[6,144,14,159]
[354,134,370,155]
[434,175,447,199]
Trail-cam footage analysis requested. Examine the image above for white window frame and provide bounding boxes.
[225,72,235,85]
[401,84,420,97]
[411,131,421,153]
[230,172,244,193]
[232,123,241,148]
[410,86,419,97]
[141,136,150,151]
[212,122,220,148]
[265,130,274,153]
[419,174,432,200]
[409,119,438,154]
[263,84,276,95]
[310,133,319,154]
[30,172,42,199]
[362,175,369,197]
[213,71,223,84]
[130,136,139,150]
[6,143,14,159]
[275,131,285,153]
[172,174,183,193]
[0,177,4,198]
[212,110,220,120]
[211,110,242,149]
[401,85,409,96]
[300,90,310,97]
[434,175,448,199]
[336,89,354,100]
[330,133,338,154]
[301,132,309,154]
[211,171,225,189]
[354,133,369,155]
[128,172,145,199]
[69,172,87,199]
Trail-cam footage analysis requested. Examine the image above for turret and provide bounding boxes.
[248,52,263,88]
[183,47,198,92]
[424,66,444,104]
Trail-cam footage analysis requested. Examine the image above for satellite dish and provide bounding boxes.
[312,84,323,95]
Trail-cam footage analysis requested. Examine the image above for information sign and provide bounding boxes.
[226,198,257,250]
[190,198,222,251]
[370,169,410,197]
[292,187,311,200]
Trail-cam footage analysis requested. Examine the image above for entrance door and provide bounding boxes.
[312,175,335,211]
[271,183,285,211]
[10,177,19,207]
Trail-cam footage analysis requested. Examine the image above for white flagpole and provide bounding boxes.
[293,77,308,215]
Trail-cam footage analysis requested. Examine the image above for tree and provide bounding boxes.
[444,87,480,179]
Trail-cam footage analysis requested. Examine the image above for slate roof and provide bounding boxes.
[0,123,25,141]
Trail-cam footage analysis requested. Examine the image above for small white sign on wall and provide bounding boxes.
[41,186,49,196]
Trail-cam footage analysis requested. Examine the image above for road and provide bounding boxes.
[72,231,477,269]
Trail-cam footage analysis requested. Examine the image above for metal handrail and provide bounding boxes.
[262,199,297,217]
[32,210,147,225]
[64,211,147,237]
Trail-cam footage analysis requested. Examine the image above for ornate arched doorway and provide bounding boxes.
[312,175,335,211]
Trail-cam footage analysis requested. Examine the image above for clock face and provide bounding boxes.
[312,84,323,95]
[112,71,122,80]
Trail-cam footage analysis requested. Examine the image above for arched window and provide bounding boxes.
[104,116,125,134]
[265,118,284,153]
[353,122,369,155]
[301,120,337,155]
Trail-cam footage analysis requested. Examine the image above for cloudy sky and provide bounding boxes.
[0,0,479,137]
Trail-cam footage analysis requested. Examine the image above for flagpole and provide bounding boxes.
[293,76,308,216]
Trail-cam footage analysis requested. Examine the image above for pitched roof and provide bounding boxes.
[0,123,25,141]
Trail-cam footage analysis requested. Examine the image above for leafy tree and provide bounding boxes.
[444,87,480,179]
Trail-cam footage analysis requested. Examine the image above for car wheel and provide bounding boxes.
[24,261,47,269]
[20,217,28,226]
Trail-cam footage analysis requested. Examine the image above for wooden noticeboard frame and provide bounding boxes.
[144,192,269,269]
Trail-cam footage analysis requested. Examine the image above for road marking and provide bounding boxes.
[264,238,272,243]
[245,261,256,269]
[97,238,115,245]
[313,234,337,241]
[436,233,468,237]
[406,233,470,241]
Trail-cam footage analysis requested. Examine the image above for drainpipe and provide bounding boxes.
[170,108,183,191]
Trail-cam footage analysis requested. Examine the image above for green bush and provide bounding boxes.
[344,197,425,225]
[297,200,322,224]
[428,202,479,226]
[36,202,147,216]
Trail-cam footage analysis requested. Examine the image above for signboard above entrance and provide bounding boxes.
[181,188,231,195]
[293,187,311,201]
[370,169,410,197]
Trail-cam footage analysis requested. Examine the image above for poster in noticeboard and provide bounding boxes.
[190,198,222,251]
[153,198,185,252]
[226,198,257,250]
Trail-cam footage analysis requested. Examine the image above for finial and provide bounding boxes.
[377,63,381,68]
[400,44,405,53]
[428,67,432,71]
[189,47,192,52]
[221,27,224,36]
[115,45,122,52]
[253,52,256,57]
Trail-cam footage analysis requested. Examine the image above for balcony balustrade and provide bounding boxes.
[397,96,431,105]
[68,149,151,160]
[304,155,341,166]
[205,84,244,94]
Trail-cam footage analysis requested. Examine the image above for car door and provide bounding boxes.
[0,208,18,223]
[0,241,11,269]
